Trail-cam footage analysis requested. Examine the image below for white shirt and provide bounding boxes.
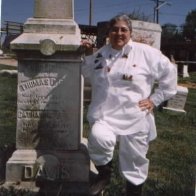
[82,40,177,141]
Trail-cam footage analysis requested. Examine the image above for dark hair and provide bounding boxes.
[108,14,132,32]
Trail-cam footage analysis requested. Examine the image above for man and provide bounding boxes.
[82,14,177,196]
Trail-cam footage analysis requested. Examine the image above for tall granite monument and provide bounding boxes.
[5,0,90,194]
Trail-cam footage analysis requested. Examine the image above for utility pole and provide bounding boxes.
[155,0,159,23]
[151,0,171,23]
[89,0,93,26]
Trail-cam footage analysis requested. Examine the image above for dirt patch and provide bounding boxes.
[179,82,196,89]
[0,56,18,67]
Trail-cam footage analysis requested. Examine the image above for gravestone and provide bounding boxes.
[5,0,90,194]
[182,65,190,78]
[163,85,188,113]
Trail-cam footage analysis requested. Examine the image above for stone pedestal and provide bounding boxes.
[5,0,90,194]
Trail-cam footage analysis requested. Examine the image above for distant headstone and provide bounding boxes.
[182,65,189,78]
[163,85,188,113]
[131,20,162,49]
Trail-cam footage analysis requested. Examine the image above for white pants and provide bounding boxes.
[88,121,149,185]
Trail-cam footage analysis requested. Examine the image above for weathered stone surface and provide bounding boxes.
[163,85,188,113]
[24,18,77,34]
[6,150,38,182]
[6,149,90,183]
[11,1,80,52]
[0,183,40,196]
[34,0,73,19]
[131,20,162,49]
[16,60,81,150]
[11,18,81,52]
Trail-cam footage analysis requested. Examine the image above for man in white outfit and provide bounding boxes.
[82,14,177,196]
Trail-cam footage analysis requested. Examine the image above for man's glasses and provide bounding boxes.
[110,26,130,33]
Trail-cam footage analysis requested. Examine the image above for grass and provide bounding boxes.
[0,64,17,145]
[102,73,196,196]
[144,102,196,196]
[0,63,195,196]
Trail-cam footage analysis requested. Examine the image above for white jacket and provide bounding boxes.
[82,40,177,141]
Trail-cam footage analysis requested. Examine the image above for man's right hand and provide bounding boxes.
[81,39,94,55]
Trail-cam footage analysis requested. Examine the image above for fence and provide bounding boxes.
[176,61,196,77]
[2,21,24,36]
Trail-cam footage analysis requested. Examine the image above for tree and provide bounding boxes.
[182,9,196,41]
[161,23,183,42]
[162,23,178,37]
[128,9,151,22]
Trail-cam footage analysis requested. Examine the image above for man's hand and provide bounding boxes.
[138,98,155,113]
[81,39,94,55]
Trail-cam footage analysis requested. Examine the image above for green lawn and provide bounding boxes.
[103,74,196,196]
[0,64,17,145]
[144,89,196,196]
[0,64,195,196]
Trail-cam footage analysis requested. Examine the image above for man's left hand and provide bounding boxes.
[138,99,154,113]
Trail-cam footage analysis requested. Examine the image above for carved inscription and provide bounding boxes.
[19,78,55,91]
[16,62,80,150]
[167,94,187,109]
[22,159,85,182]
[25,162,70,181]
[18,75,66,92]
[17,109,72,149]
[18,74,68,108]
[24,166,34,179]
[18,110,67,119]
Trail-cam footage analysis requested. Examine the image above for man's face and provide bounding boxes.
[109,20,131,50]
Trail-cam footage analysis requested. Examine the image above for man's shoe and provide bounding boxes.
[89,161,112,196]
[89,172,110,195]
[126,181,143,196]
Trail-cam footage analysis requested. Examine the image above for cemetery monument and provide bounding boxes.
[5,0,90,194]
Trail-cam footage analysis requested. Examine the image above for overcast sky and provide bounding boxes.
[1,0,196,27]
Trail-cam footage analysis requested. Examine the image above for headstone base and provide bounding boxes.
[6,146,90,185]
[6,150,38,183]
[0,182,40,196]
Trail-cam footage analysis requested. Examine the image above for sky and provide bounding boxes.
[1,0,196,27]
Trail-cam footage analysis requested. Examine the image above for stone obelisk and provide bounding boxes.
[5,0,89,194]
